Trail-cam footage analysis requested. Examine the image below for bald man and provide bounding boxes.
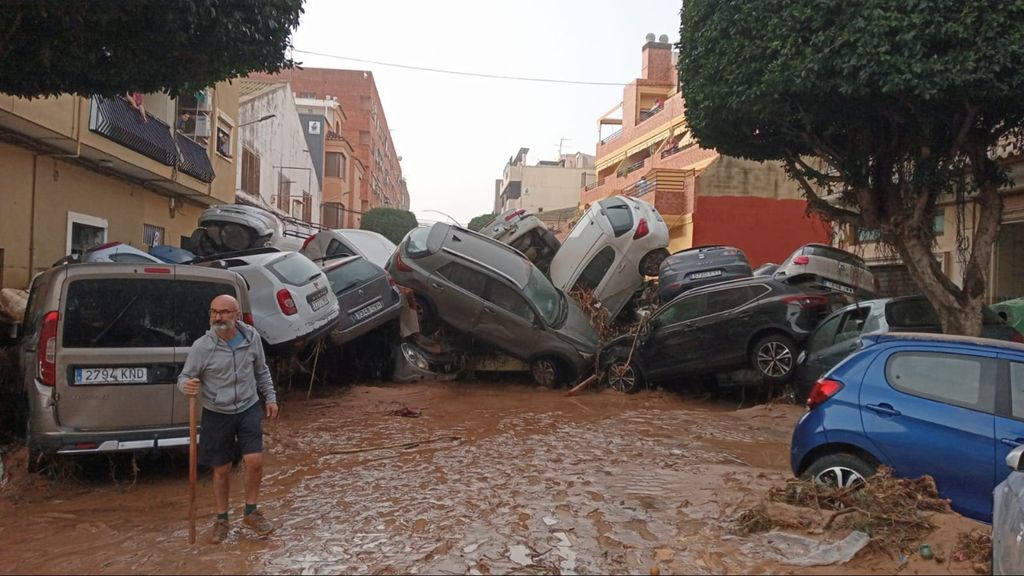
[178,294,279,543]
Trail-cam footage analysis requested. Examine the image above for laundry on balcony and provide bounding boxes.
[89,96,177,166]
[175,133,216,183]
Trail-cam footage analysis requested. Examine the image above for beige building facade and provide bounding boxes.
[0,84,240,289]
[495,148,596,215]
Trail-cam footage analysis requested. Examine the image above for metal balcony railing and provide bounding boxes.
[89,96,177,166]
[660,141,697,159]
[175,133,216,183]
[600,128,623,144]
[617,159,646,178]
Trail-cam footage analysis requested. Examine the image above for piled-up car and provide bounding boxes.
[479,208,562,274]
[188,204,307,256]
[388,223,598,386]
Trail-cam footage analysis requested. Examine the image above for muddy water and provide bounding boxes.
[0,382,979,574]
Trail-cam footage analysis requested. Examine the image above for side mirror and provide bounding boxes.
[1006,445,1024,472]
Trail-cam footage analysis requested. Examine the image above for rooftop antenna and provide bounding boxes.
[556,137,572,156]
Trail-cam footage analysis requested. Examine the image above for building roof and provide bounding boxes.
[239,79,286,100]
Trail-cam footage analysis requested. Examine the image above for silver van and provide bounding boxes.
[17,262,251,470]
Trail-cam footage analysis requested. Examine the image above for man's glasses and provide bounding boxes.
[209,308,238,316]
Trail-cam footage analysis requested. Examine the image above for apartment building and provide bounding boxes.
[249,68,408,218]
[0,84,239,289]
[583,36,828,265]
[494,148,596,214]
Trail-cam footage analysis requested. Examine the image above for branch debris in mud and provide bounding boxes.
[325,435,462,456]
[734,467,955,553]
[952,529,992,564]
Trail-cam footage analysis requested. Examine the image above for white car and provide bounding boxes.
[195,249,341,355]
[190,204,304,256]
[300,229,397,269]
[550,195,669,320]
[81,242,163,264]
[774,243,877,298]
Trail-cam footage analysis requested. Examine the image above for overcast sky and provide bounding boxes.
[290,0,684,225]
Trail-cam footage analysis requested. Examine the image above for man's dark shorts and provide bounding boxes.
[199,402,263,468]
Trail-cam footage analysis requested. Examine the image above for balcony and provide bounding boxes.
[89,96,177,166]
[175,134,216,183]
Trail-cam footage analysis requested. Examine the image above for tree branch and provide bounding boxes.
[783,158,864,226]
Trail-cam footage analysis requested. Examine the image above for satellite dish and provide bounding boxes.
[645,33,656,42]
[659,34,669,43]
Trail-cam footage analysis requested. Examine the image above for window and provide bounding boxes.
[704,286,756,316]
[1011,363,1024,419]
[522,267,561,325]
[598,197,634,237]
[175,90,212,144]
[216,125,232,158]
[485,279,536,323]
[835,306,871,341]
[267,252,320,287]
[241,147,260,195]
[807,314,843,353]
[324,259,380,294]
[143,224,165,248]
[325,152,347,178]
[322,203,345,229]
[655,293,708,326]
[66,212,107,256]
[886,352,995,412]
[63,279,234,348]
[326,239,355,258]
[278,177,292,210]
[438,263,488,295]
[302,192,312,222]
[572,246,616,293]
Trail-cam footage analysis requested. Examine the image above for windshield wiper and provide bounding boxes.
[91,295,139,345]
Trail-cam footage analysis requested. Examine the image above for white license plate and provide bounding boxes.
[74,367,148,385]
[690,270,723,280]
[310,294,330,311]
[822,280,855,294]
[352,301,384,321]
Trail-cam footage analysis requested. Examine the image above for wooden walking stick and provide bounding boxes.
[188,393,198,544]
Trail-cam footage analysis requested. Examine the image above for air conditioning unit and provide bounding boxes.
[194,114,211,138]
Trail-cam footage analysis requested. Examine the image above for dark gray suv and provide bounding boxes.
[388,223,598,386]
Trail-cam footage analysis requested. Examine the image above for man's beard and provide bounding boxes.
[211,320,231,333]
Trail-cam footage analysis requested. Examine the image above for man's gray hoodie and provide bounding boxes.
[177,321,276,414]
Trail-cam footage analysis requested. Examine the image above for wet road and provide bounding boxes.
[0,381,981,574]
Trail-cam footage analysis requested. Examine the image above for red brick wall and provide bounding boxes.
[691,196,831,267]
[248,68,406,215]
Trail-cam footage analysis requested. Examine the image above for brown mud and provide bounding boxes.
[0,381,986,574]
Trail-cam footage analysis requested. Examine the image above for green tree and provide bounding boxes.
[467,212,497,232]
[679,0,1024,335]
[360,207,419,245]
[0,0,304,98]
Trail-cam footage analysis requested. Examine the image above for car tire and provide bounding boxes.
[803,453,877,489]
[530,357,562,388]
[639,248,670,277]
[604,357,643,394]
[414,293,439,336]
[751,334,798,384]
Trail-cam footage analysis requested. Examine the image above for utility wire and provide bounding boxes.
[293,49,627,87]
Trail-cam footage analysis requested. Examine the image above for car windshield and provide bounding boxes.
[346,233,395,264]
[267,252,321,287]
[522,266,561,325]
[324,258,380,294]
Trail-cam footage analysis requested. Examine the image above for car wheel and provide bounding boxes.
[639,248,670,277]
[751,334,797,384]
[605,358,642,394]
[414,293,439,335]
[803,453,877,489]
[530,357,562,388]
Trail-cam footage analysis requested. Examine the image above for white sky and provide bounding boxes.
[290,0,683,225]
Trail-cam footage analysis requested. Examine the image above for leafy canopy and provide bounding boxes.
[0,0,304,98]
[467,213,497,232]
[360,207,419,245]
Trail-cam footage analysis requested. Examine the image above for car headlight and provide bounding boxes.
[401,343,430,371]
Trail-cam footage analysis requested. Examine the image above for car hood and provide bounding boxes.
[556,296,599,352]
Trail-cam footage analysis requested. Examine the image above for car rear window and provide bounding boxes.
[63,279,235,348]
[109,253,157,263]
[598,197,634,237]
[406,227,431,256]
[324,259,381,294]
[267,252,321,287]
[802,245,867,268]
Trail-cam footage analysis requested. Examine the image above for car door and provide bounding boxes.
[995,357,1024,498]
[860,346,998,521]
[432,262,487,334]
[472,277,541,360]
[806,305,873,377]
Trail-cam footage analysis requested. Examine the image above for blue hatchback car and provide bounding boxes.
[791,332,1024,523]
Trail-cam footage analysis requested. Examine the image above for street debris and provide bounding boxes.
[325,435,462,456]
[0,288,27,323]
[732,530,871,567]
[390,405,422,418]
[952,529,992,564]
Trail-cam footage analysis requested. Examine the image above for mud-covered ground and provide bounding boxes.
[0,381,987,574]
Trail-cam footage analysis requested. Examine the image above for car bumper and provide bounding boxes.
[789,407,828,477]
[265,311,342,356]
[329,298,403,347]
[32,425,195,455]
[392,341,461,383]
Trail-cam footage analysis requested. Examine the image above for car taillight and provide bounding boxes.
[782,294,829,309]
[301,235,315,250]
[807,378,844,409]
[85,241,121,254]
[633,218,650,240]
[505,209,526,221]
[38,311,58,386]
[395,252,413,272]
[793,255,810,265]
[276,289,298,316]
[242,313,254,325]
[143,267,171,274]
[1013,331,1024,344]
